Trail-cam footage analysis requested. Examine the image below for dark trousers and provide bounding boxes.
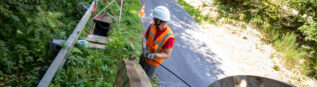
[139,54,158,80]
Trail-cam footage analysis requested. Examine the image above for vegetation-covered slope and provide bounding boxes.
[1,0,143,86]
[0,0,92,86]
[212,0,316,78]
[179,0,316,80]
[50,0,143,86]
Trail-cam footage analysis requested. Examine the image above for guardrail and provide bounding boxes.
[37,0,97,87]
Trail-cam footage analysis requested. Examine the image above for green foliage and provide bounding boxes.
[177,0,214,24]
[51,49,116,86]
[0,0,91,86]
[213,0,317,78]
[299,18,317,42]
[151,76,159,87]
[287,0,317,19]
[51,0,143,86]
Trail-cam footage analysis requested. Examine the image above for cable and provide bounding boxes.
[151,60,192,87]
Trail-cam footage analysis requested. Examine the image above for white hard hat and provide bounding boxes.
[152,6,170,21]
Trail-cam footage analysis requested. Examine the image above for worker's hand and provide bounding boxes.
[142,48,149,57]
[147,53,156,60]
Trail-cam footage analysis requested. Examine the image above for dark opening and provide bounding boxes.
[92,15,112,37]
[93,21,110,36]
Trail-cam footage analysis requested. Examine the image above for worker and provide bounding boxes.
[139,6,175,80]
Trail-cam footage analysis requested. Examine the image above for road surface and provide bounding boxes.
[140,0,226,87]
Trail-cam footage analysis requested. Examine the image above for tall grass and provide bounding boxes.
[273,33,305,66]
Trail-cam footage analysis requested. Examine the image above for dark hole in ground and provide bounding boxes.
[92,14,112,37]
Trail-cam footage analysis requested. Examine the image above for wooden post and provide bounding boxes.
[37,0,97,87]
[114,59,152,87]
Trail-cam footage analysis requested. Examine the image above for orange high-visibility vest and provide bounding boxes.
[146,23,174,66]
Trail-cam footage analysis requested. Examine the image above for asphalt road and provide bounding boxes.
[140,0,225,87]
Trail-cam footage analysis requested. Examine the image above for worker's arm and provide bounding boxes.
[154,48,172,59]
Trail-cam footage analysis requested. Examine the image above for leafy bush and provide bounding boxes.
[0,0,91,86]
[299,18,317,42]
[288,0,317,78]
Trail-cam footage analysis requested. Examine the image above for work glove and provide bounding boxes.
[142,48,149,57]
[147,53,156,60]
